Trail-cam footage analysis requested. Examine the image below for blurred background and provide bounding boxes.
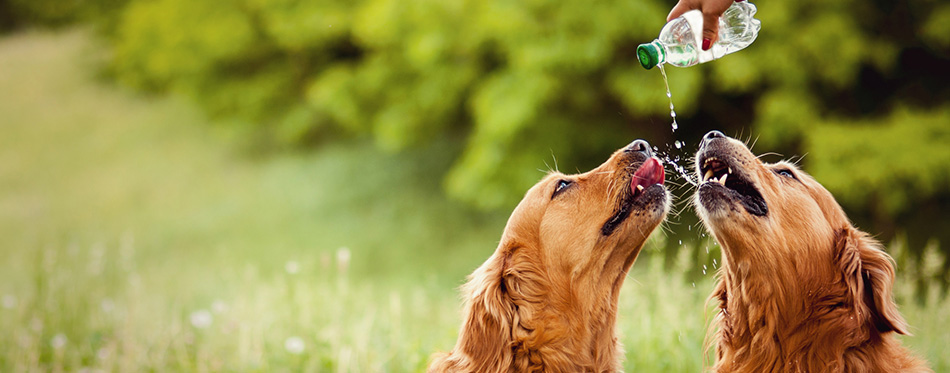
[0,0,947,371]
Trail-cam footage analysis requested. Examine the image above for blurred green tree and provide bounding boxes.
[5,0,949,261]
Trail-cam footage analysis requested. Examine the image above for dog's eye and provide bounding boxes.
[775,169,797,180]
[552,179,573,198]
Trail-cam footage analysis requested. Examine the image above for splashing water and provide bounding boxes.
[655,65,699,187]
[660,152,698,186]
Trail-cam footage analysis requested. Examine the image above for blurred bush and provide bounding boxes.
[0,0,128,30]
[4,0,949,258]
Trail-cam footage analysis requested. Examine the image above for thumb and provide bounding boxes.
[701,11,720,51]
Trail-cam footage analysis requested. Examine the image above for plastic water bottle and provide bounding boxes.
[637,1,761,69]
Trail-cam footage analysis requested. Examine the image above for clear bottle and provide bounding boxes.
[637,1,761,69]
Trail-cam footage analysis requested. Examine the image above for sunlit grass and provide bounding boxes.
[0,29,946,372]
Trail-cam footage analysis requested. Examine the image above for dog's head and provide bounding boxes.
[431,140,668,372]
[693,130,848,254]
[502,139,669,281]
[693,131,908,343]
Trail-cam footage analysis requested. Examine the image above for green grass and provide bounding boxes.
[0,29,946,372]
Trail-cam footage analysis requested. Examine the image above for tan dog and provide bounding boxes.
[429,140,669,372]
[694,131,930,372]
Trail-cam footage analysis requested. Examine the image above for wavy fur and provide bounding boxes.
[429,143,669,372]
[695,134,930,373]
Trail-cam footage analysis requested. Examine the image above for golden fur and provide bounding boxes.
[694,132,930,372]
[428,142,669,372]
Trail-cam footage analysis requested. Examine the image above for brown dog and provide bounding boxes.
[428,140,669,372]
[694,131,930,372]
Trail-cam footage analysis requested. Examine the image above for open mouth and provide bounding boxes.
[699,156,769,216]
[601,157,666,236]
[631,157,665,199]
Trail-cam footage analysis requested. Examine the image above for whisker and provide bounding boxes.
[794,153,808,166]
[756,152,784,160]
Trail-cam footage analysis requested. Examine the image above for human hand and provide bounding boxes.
[667,0,741,51]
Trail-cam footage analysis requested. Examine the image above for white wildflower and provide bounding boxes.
[189,310,213,329]
[100,298,115,313]
[284,336,305,354]
[1,294,16,309]
[50,333,67,349]
[285,261,299,275]
[211,300,228,314]
[336,247,351,271]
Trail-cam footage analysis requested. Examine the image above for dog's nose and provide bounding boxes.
[703,130,725,142]
[624,139,653,157]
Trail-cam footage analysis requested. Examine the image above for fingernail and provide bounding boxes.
[735,0,745,2]
[702,38,711,51]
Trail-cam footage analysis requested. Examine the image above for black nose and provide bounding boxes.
[624,139,653,157]
[704,130,725,142]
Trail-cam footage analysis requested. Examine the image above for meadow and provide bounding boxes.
[0,30,946,372]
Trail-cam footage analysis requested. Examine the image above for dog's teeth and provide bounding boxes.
[636,185,644,192]
[728,167,732,174]
[720,173,728,184]
[704,169,714,182]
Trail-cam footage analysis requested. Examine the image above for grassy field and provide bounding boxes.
[0,30,946,372]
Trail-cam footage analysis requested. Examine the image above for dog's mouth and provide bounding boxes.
[698,155,769,216]
[601,157,666,236]
[631,157,665,199]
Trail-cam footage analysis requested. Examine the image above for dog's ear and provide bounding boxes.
[835,228,909,335]
[449,246,518,372]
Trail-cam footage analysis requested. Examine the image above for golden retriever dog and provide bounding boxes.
[693,130,930,372]
[428,139,669,372]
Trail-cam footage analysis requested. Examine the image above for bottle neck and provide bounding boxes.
[650,40,667,66]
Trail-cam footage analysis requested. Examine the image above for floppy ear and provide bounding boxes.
[835,228,909,335]
[446,247,517,372]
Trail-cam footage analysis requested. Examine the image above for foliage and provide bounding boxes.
[103,0,949,243]
[0,0,128,30]
[5,0,950,250]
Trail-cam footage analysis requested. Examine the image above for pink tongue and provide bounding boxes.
[631,157,665,195]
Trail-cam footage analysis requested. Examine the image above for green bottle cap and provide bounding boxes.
[637,42,662,70]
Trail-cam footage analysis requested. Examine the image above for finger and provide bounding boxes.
[667,0,693,22]
[701,11,720,50]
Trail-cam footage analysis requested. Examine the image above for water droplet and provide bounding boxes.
[674,141,682,149]
[671,121,678,130]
